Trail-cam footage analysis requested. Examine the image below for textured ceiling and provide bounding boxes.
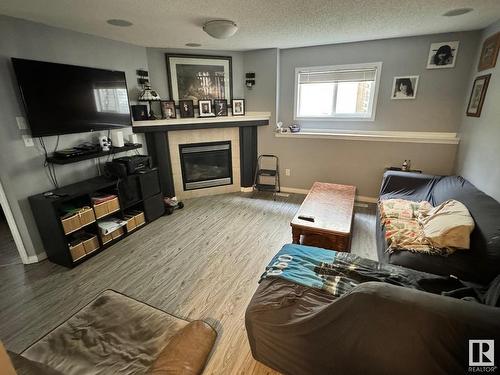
[1,0,499,50]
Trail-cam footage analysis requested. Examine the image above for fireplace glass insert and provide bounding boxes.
[179,141,232,190]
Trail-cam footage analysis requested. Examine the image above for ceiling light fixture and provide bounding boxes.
[106,19,133,27]
[185,43,202,47]
[203,20,238,39]
[442,8,473,17]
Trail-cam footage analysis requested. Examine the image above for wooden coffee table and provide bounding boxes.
[291,182,356,252]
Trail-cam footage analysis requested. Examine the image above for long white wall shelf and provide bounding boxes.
[275,129,459,144]
[133,112,271,133]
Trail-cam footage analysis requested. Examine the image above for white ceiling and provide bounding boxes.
[1,0,499,50]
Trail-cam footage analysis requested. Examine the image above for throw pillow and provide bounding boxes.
[419,199,475,250]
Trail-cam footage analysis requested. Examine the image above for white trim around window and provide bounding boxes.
[294,62,383,122]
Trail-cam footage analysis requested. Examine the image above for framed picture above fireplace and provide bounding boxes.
[179,100,194,118]
[166,53,233,106]
[214,99,228,116]
[232,99,245,116]
[198,99,214,117]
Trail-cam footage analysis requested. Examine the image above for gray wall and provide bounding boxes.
[244,31,480,197]
[146,47,245,102]
[455,20,500,202]
[0,15,149,258]
[279,31,480,132]
[243,49,279,159]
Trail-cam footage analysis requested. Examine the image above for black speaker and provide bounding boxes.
[117,176,141,209]
[139,169,160,199]
[104,162,127,178]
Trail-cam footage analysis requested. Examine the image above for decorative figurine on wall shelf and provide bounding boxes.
[99,136,111,152]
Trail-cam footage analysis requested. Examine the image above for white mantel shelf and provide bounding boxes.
[132,112,271,133]
[275,130,460,144]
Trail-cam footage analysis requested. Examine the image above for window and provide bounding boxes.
[294,62,382,121]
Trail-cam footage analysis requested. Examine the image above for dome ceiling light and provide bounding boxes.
[203,20,238,39]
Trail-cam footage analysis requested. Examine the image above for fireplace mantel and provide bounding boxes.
[132,112,271,133]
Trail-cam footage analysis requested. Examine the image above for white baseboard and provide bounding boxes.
[281,186,378,203]
[357,195,378,204]
[240,187,253,193]
[26,252,47,264]
[280,187,309,195]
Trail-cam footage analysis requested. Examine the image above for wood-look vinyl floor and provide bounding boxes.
[0,192,376,374]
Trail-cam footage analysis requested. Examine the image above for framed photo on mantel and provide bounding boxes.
[166,53,232,106]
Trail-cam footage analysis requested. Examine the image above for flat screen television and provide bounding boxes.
[12,58,132,137]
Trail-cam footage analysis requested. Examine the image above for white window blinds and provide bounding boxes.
[298,68,377,84]
[294,62,382,121]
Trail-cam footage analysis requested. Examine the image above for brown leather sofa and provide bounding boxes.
[5,290,216,375]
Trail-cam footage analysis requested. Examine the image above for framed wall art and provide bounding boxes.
[478,32,500,71]
[426,41,459,69]
[166,53,232,106]
[466,74,491,117]
[391,76,419,99]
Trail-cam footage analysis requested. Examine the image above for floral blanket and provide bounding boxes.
[379,199,455,255]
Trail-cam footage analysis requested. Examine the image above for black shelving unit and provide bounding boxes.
[29,169,164,268]
[46,144,142,165]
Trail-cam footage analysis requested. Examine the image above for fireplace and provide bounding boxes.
[179,141,233,190]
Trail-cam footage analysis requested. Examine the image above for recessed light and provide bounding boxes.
[106,19,133,27]
[442,8,473,17]
[185,43,202,47]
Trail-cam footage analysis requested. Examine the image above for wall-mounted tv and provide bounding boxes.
[12,58,132,137]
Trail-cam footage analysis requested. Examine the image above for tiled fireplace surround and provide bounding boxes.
[134,113,269,200]
[169,128,241,199]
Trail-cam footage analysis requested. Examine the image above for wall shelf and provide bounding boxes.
[275,130,459,144]
[46,144,142,165]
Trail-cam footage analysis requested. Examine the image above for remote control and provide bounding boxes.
[298,215,315,222]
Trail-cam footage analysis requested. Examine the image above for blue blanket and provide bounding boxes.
[260,244,477,299]
[260,243,337,289]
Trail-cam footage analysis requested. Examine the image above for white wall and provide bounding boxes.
[455,20,500,201]
[0,15,149,258]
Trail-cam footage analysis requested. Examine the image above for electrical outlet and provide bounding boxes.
[22,134,34,147]
[16,116,28,130]
[285,168,291,176]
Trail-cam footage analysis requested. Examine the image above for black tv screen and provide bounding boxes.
[12,58,132,137]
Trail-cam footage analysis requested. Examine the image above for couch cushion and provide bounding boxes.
[21,290,191,375]
[148,320,216,375]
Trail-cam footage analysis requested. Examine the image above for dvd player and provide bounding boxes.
[53,144,101,158]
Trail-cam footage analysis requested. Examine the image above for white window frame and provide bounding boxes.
[294,62,383,122]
